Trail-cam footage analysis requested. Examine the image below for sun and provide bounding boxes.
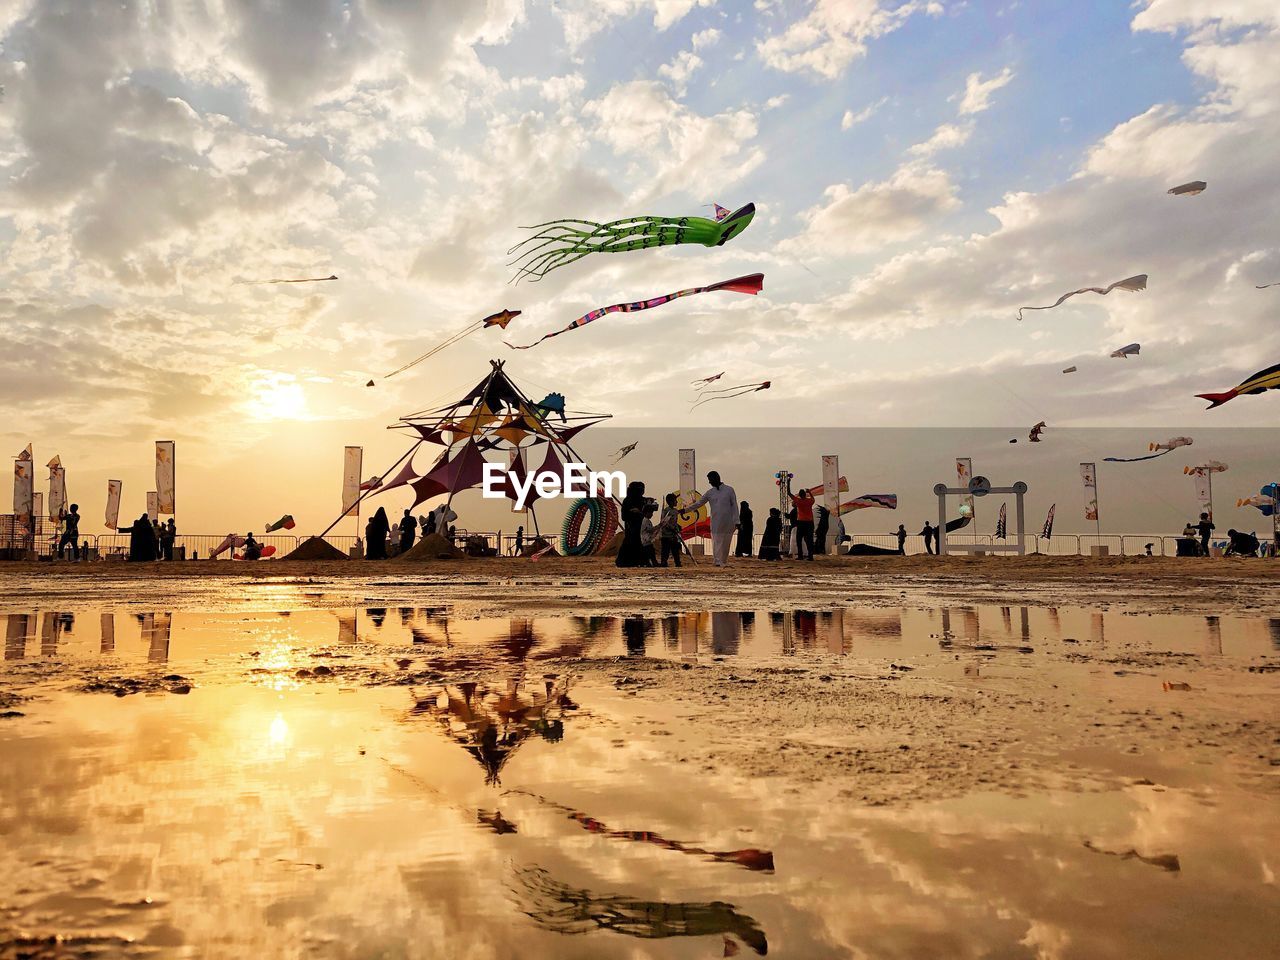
[245,376,311,422]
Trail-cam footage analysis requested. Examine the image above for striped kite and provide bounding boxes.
[839,494,897,513]
[1197,362,1280,408]
[507,275,763,350]
[508,204,756,282]
[1017,274,1147,321]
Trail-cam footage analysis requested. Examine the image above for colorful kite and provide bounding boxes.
[377,309,521,384]
[507,275,763,350]
[1197,363,1280,408]
[1062,366,1077,374]
[234,274,338,285]
[1104,436,1193,463]
[507,204,756,282]
[1167,181,1206,196]
[1238,484,1279,516]
[1017,274,1147,321]
[534,392,567,422]
[265,514,296,533]
[690,380,771,410]
[1029,421,1046,442]
[1110,343,1140,359]
[612,442,638,464]
[1042,504,1056,539]
[1185,461,1227,477]
[839,494,897,513]
[706,203,732,221]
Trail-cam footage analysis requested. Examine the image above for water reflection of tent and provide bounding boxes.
[321,360,611,540]
[409,678,573,785]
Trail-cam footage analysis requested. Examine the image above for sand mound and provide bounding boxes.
[283,536,350,561]
[397,532,464,561]
[599,532,624,558]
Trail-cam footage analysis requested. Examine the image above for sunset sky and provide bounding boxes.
[2,1,1279,535]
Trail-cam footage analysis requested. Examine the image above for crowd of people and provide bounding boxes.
[362,505,458,560]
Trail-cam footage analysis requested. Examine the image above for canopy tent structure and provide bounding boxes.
[321,360,612,546]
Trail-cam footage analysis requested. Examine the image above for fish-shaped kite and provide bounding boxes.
[1197,362,1280,408]
[508,204,756,282]
[690,381,771,410]
[1238,484,1279,516]
[265,514,296,533]
[376,309,521,384]
[1017,274,1147,321]
[506,275,763,350]
[1103,436,1193,463]
[838,494,897,513]
[1029,421,1046,442]
[1184,461,1228,476]
[612,442,638,464]
[1110,343,1140,359]
[235,274,338,285]
[1167,181,1206,197]
[1062,366,1077,374]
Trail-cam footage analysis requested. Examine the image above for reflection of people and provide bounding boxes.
[616,482,648,568]
[735,502,754,557]
[58,504,80,560]
[919,521,935,555]
[685,472,738,568]
[1196,512,1215,555]
[759,508,782,561]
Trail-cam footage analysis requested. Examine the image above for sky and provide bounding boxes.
[2,0,1279,537]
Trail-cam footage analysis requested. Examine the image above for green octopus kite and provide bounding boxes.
[507,203,756,283]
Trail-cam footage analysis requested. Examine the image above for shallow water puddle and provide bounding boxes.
[1,604,1277,957]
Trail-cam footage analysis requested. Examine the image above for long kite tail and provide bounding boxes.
[1196,390,1238,409]
[234,274,338,285]
[381,319,484,379]
[1103,449,1171,463]
[506,274,764,349]
[690,381,770,410]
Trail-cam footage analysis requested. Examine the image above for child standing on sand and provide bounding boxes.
[658,494,682,568]
[640,503,658,567]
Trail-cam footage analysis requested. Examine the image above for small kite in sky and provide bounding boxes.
[507,204,756,282]
[1256,282,1280,289]
[693,371,726,390]
[1061,366,1077,374]
[1110,343,1141,359]
[1167,181,1206,196]
[374,309,521,385]
[234,274,338,285]
[265,514,296,533]
[706,203,732,221]
[1103,436,1193,463]
[1185,460,1228,476]
[1017,274,1147,321]
[507,275,763,350]
[1029,421,1046,442]
[1237,494,1277,511]
[690,381,771,411]
[1197,362,1280,408]
[612,442,638,464]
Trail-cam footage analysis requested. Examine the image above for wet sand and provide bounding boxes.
[1,561,1277,957]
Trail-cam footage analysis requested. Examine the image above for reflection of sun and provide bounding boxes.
[269,714,289,746]
[246,378,309,422]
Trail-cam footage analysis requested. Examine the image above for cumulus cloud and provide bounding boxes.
[957,66,1015,115]
[842,96,888,129]
[758,0,940,78]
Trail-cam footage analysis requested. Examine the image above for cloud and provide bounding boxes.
[957,66,1014,115]
[842,96,888,129]
[907,121,971,156]
[783,162,959,256]
[658,50,704,93]
[758,0,940,79]
[691,27,722,49]
[553,0,716,48]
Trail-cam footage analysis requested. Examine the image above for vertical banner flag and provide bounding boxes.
[33,492,44,528]
[342,446,363,517]
[1192,472,1211,508]
[996,502,1008,539]
[105,480,122,530]
[13,459,34,536]
[146,491,159,521]
[1042,504,1056,539]
[1080,463,1098,521]
[678,448,696,496]
[821,456,840,520]
[155,441,175,514]
[47,457,66,522]
[956,458,975,518]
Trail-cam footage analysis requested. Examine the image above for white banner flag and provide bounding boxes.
[105,480,122,530]
[155,440,175,514]
[48,466,66,522]
[821,455,840,518]
[342,446,363,516]
[1193,472,1211,506]
[13,460,33,535]
[33,492,43,528]
[146,491,159,521]
[678,448,696,495]
[956,457,975,518]
[1080,462,1098,522]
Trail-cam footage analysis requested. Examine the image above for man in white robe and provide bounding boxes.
[685,471,738,567]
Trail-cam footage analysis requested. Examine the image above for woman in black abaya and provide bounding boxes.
[615,481,648,568]
[366,507,390,560]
